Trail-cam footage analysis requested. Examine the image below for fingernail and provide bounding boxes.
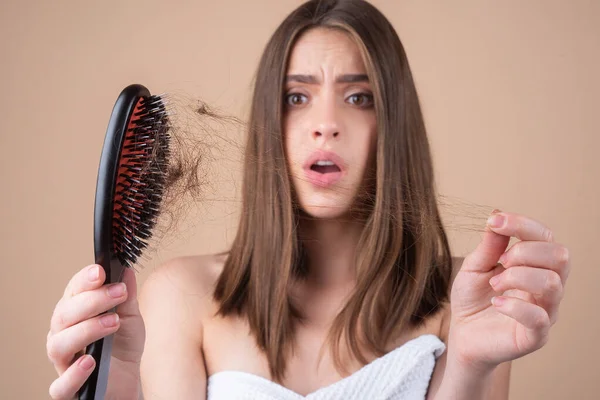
[491,209,502,214]
[487,214,506,229]
[489,275,500,287]
[88,265,99,282]
[99,313,119,327]
[107,283,126,298]
[491,296,505,306]
[498,252,508,265]
[78,355,95,370]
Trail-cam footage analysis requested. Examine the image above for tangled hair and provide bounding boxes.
[144,0,498,382]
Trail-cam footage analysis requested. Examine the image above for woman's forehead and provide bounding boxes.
[286,28,367,76]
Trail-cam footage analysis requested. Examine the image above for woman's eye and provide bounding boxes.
[285,93,308,106]
[347,93,374,108]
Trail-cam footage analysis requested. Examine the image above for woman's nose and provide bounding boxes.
[312,124,339,140]
[311,97,340,141]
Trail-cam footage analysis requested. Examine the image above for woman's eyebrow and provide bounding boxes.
[336,74,369,83]
[285,74,369,84]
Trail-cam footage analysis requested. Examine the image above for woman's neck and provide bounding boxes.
[298,215,364,290]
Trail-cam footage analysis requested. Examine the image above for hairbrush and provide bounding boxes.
[79,84,171,400]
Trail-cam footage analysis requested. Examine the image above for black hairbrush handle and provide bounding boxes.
[80,84,153,400]
[79,259,123,400]
[79,329,114,400]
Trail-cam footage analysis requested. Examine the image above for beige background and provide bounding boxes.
[1,0,598,398]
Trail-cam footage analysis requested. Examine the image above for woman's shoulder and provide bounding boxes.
[138,253,226,334]
[138,255,227,396]
[146,253,226,287]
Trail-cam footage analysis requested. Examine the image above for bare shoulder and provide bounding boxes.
[140,254,225,320]
[144,252,226,291]
[138,253,226,399]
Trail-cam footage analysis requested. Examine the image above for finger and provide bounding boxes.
[51,282,127,333]
[498,241,570,283]
[462,209,511,273]
[491,295,550,347]
[490,266,563,298]
[490,266,563,324]
[49,354,95,400]
[63,264,106,298]
[487,212,554,243]
[503,288,535,303]
[47,313,120,373]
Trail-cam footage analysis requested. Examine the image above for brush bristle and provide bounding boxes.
[113,95,170,268]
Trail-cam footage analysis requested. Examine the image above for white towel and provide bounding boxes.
[207,333,446,399]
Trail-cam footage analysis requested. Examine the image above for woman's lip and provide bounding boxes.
[301,150,347,187]
[302,150,347,172]
[304,170,345,187]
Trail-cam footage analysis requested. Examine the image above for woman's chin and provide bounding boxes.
[299,203,351,220]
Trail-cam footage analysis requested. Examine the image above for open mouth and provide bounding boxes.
[310,160,342,174]
[303,151,345,187]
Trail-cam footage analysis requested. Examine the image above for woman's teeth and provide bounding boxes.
[315,160,335,166]
[310,160,341,174]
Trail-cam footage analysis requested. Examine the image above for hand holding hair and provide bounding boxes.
[446,210,570,372]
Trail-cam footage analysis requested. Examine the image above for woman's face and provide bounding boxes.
[283,27,377,220]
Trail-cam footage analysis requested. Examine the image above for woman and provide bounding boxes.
[46,1,571,399]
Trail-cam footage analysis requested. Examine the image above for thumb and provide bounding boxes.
[463,210,511,273]
[116,267,140,317]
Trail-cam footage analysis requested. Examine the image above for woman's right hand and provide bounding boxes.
[47,264,145,400]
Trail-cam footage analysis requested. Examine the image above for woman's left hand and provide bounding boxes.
[448,210,571,372]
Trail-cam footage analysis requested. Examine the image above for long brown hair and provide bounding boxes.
[213,0,453,381]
